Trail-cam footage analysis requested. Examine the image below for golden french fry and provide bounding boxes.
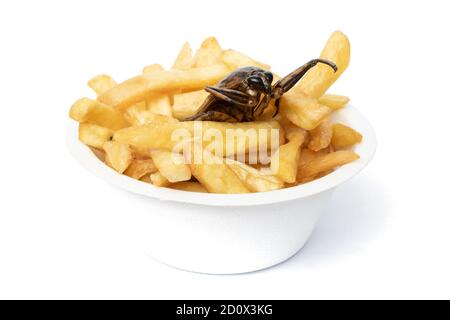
[270,131,307,183]
[172,42,194,70]
[297,150,359,179]
[98,64,230,110]
[124,159,157,179]
[318,94,350,110]
[89,147,106,162]
[190,150,249,194]
[226,159,284,192]
[308,120,332,151]
[222,49,270,70]
[283,123,308,143]
[143,63,164,74]
[150,171,170,187]
[103,141,133,173]
[70,98,128,130]
[280,91,332,130]
[150,150,191,183]
[78,123,113,149]
[88,74,117,96]
[125,108,178,126]
[170,182,208,193]
[146,94,173,117]
[140,174,152,183]
[296,31,351,98]
[172,90,209,120]
[113,120,283,157]
[331,123,362,150]
[193,37,223,68]
[298,147,330,168]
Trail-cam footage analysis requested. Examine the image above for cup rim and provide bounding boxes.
[67,105,376,207]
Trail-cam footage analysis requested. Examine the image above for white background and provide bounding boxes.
[1,0,449,299]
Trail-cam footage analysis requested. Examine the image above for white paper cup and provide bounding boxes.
[67,105,376,274]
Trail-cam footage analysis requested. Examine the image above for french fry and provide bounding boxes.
[150,150,191,183]
[331,123,362,150]
[226,159,284,192]
[190,149,249,194]
[172,42,194,70]
[70,98,128,130]
[140,174,152,183]
[88,74,117,96]
[170,182,208,193]
[98,64,230,110]
[270,131,307,183]
[103,141,133,173]
[280,91,332,130]
[78,123,113,149]
[296,31,351,98]
[113,120,283,157]
[308,120,332,151]
[124,159,157,179]
[297,150,359,179]
[146,94,173,117]
[172,90,209,120]
[89,147,106,162]
[222,49,270,70]
[318,94,350,110]
[298,147,330,168]
[125,108,178,126]
[150,172,170,187]
[193,37,223,68]
[143,63,164,74]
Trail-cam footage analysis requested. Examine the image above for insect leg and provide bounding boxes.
[187,110,239,122]
[205,86,255,107]
[272,59,337,94]
[252,94,271,118]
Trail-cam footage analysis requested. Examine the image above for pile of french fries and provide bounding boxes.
[69,31,362,194]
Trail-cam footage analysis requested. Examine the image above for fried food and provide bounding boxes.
[331,123,363,149]
[70,32,362,193]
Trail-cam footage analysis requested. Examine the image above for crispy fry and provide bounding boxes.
[298,147,330,168]
[270,131,307,183]
[142,63,164,74]
[103,141,133,173]
[296,31,351,98]
[78,123,113,149]
[226,159,284,192]
[88,74,117,96]
[146,94,173,117]
[113,120,283,157]
[190,150,249,194]
[172,42,194,70]
[150,172,170,187]
[280,91,332,130]
[318,94,350,110]
[124,159,157,179]
[150,150,191,183]
[308,120,332,151]
[89,147,106,162]
[70,98,128,130]
[124,108,178,126]
[297,150,359,179]
[331,123,362,150]
[172,90,209,120]
[170,182,208,193]
[222,49,270,70]
[193,37,223,67]
[98,64,230,110]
